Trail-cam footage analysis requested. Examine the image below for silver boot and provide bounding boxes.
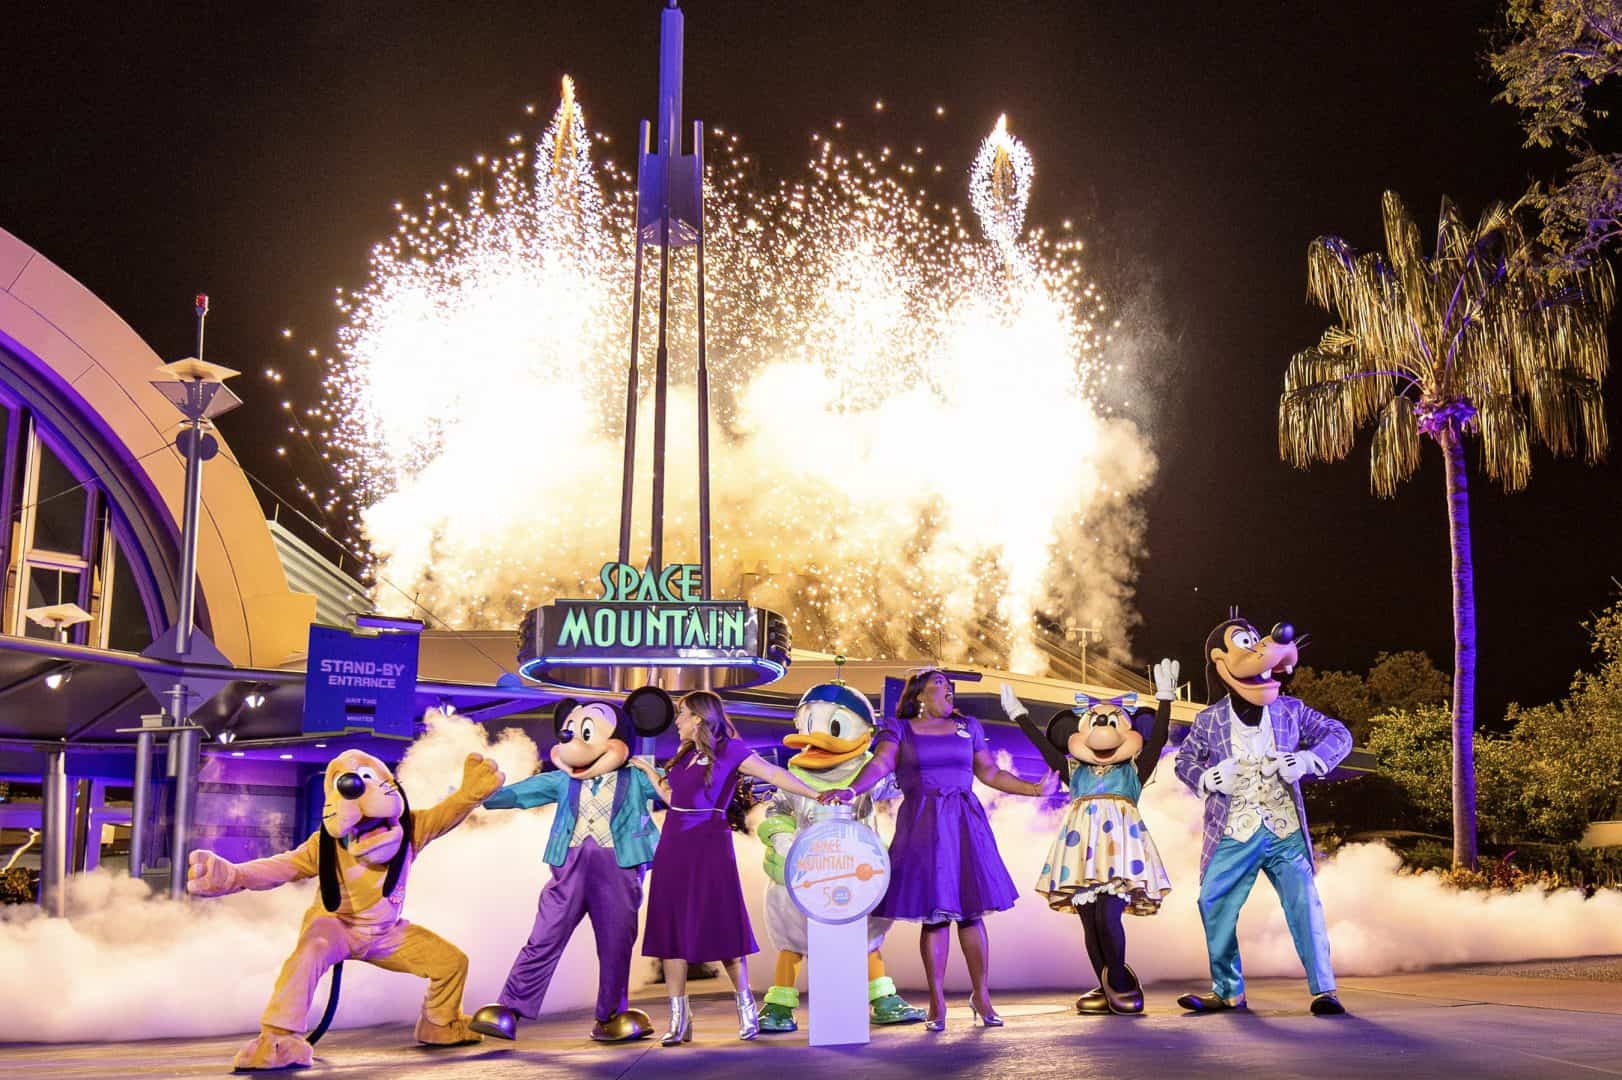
[736,989,760,1040]
[660,996,692,1046]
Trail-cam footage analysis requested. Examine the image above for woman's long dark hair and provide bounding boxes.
[665,690,739,788]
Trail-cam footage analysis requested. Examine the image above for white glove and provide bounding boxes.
[1200,758,1239,795]
[769,831,794,855]
[999,683,1029,721]
[1271,751,1324,785]
[1151,658,1180,701]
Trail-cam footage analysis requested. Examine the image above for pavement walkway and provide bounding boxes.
[9,965,1622,1079]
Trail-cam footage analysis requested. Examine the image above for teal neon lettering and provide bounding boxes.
[720,608,745,647]
[560,607,593,647]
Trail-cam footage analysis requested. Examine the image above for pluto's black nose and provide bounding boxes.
[558,728,575,743]
[1270,622,1296,645]
[335,772,366,800]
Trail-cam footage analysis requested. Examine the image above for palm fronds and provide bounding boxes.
[1281,190,1614,492]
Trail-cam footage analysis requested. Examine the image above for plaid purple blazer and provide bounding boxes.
[1173,694,1353,879]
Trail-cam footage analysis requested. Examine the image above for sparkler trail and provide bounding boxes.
[293,82,1156,672]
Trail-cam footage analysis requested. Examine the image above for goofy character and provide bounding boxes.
[756,682,926,1032]
[187,750,503,1070]
[470,687,674,1043]
[1173,614,1352,1016]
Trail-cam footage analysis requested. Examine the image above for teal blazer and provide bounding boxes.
[483,765,661,869]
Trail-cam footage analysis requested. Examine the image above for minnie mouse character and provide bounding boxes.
[1001,659,1178,1015]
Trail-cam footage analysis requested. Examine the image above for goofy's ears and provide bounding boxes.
[551,697,582,737]
[625,686,676,738]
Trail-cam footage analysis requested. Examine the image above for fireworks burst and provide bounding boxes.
[292,81,1155,673]
[969,114,1033,262]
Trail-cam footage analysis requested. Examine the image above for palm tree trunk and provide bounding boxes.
[1440,426,1478,870]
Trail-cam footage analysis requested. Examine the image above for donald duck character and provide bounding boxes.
[470,687,675,1044]
[755,682,927,1033]
[1173,613,1352,1016]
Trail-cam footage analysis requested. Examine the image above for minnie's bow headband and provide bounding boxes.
[1072,691,1137,716]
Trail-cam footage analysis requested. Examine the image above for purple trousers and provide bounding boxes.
[498,838,646,1022]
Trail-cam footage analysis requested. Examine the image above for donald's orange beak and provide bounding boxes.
[783,731,872,770]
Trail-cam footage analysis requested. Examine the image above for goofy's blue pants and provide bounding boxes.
[1197,829,1334,1002]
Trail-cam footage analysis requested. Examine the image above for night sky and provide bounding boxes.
[4,1,1616,725]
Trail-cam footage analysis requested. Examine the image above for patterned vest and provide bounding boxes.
[570,772,618,847]
[1222,707,1301,843]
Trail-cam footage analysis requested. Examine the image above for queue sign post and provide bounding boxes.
[785,804,891,1047]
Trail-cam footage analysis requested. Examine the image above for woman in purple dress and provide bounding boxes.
[630,691,823,1046]
[827,669,1057,1030]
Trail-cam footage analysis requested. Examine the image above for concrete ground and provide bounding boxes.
[8,965,1622,1079]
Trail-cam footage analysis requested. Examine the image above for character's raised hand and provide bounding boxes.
[998,683,1028,721]
[186,848,239,897]
[1152,659,1181,701]
[459,753,505,802]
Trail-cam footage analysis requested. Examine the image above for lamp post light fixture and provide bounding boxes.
[25,602,92,643]
[1064,621,1103,687]
[147,293,242,900]
[23,604,90,917]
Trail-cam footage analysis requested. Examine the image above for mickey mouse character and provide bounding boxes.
[187,749,503,1070]
[1173,614,1352,1016]
[1001,659,1179,1016]
[470,687,675,1044]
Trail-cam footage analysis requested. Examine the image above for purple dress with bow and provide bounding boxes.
[871,715,1020,923]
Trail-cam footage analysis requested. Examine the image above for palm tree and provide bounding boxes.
[1279,191,1613,869]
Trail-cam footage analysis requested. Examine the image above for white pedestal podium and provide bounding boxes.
[786,804,891,1048]
[807,917,870,1046]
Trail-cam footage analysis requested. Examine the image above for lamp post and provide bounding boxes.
[148,294,241,899]
[24,603,90,916]
[1065,621,1102,687]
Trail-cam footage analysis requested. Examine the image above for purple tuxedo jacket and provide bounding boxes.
[1173,694,1353,879]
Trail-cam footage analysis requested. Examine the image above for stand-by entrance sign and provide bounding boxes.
[303,617,422,739]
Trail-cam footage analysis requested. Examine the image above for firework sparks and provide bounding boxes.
[304,82,1153,673]
[969,113,1034,262]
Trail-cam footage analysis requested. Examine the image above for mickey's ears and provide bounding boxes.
[551,697,581,736]
[625,686,675,737]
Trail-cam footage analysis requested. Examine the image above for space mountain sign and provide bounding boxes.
[518,562,791,692]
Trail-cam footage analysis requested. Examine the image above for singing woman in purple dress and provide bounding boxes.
[630,691,823,1046]
[825,669,1058,1030]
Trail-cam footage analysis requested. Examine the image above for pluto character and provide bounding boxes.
[470,687,675,1043]
[1002,660,1178,1015]
[187,750,504,1070]
[1173,614,1352,1016]
[755,682,926,1032]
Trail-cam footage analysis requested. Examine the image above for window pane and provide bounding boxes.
[107,542,154,652]
[23,566,83,639]
[32,439,89,554]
